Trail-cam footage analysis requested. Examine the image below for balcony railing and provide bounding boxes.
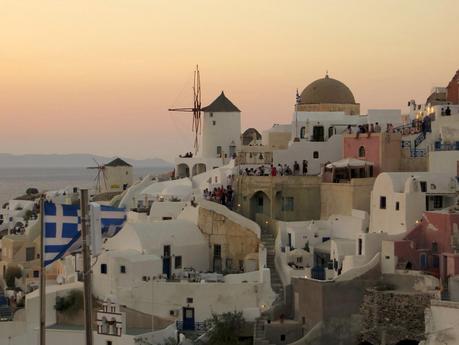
[176,321,209,332]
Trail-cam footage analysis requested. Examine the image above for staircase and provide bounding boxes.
[253,229,284,345]
[261,230,283,295]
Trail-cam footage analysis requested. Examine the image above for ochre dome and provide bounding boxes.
[299,75,356,105]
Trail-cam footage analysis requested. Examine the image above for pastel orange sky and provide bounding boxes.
[1,0,458,161]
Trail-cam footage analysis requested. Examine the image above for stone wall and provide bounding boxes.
[359,289,434,345]
[198,207,260,272]
[235,175,321,222]
[320,178,375,219]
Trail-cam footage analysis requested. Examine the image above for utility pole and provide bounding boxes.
[39,197,46,345]
[80,189,93,345]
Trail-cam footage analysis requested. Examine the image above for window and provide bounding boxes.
[225,258,232,270]
[296,257,303,263]
[385,256,390,260]
[433,196,443,209]
[300,127,306,139]
[163,245,171,257]
[120,265,126,274]
[101,263,107,274]
[26,247,35,261]
[175,256,182,269]
[432,242,438,253]
[216,146,222,156]
[282,197,294,211]
[106,341,113,345]
[358,238,363,255]
[313,151,319,159]
[214,244,222,258]
[395,202,400,211]
[432,255,440,268]
[212,120,216,126]
[420,181,427,192]
[33,270,39,278]
[380,196,386,209]
[358,146,365,158]
[186,297,193,304]
[280,334,286,341]
[210,112,213,117]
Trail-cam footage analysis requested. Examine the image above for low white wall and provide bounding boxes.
[335,252,380,282]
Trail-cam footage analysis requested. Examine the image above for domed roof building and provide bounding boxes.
[296,74,360,115]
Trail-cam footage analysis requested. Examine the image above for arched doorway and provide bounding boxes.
[176,163,190,178]
[249,191,271,221]
[192,163,206,176]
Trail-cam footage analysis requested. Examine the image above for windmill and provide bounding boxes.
[87,158,108,193]
[168,65,202,155]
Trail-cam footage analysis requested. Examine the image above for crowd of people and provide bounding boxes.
[203,185,234,209]
[239,161,309,176]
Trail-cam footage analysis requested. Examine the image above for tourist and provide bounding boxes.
[302,160,308,175]
[445,106,451,116]
[374,122,381,133]
[277,164,284,176]
[293,161,300,175]
[271,164,277,176]
[347,125,352,134]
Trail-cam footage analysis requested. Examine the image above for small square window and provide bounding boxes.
[33,270,39,278]
[380,196,386,209]
[313,151,319,159]
[101,263,107,274]
[106,341,113,345]
[186,297,193,304]
[120,265,126,274]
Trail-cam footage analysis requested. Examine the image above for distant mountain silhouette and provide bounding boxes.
[0,153,173,168]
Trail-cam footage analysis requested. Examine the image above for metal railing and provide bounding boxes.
[176,321,209,332]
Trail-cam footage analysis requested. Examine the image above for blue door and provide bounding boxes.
[162,257,171,279]
[183,307,195,330]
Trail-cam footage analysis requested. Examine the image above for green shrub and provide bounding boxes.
[5,266,22,289]
[205,311,246,345]
[55,289,83,315]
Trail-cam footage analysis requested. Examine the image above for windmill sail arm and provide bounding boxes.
[168,107,197,112]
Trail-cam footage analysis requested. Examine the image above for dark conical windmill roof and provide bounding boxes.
[201,91,240,112]
[105,158,132,167]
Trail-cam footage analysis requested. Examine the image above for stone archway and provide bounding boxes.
[249,191,271,221]
[176,163,190,178]
[192,163,206,176]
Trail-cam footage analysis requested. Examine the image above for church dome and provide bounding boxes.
[299,75,356,105]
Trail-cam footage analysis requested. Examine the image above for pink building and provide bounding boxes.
[343,132,401,176]
[393,210,459,283]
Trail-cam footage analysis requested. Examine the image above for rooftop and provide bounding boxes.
[201,91,240,112]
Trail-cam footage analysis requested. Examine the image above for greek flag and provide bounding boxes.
[43,201,126,266]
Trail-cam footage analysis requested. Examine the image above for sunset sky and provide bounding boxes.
[1,0,458,161]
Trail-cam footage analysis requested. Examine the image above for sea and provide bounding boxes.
[0,167,171,205]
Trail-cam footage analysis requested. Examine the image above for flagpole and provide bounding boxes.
[39,196,46,345]
[80,189,93,345]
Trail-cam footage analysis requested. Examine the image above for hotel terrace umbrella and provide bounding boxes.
[325,158,374,182]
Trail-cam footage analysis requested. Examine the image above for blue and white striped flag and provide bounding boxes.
[43,201,126,266]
